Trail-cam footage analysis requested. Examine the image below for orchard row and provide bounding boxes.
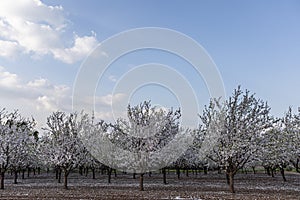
[0,86,299,193]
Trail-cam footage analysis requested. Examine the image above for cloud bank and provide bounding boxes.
[0,66,126,128]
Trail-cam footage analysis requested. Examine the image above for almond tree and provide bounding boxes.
[110,101,182,191]
[0,109,35,189]
[42,111,87,189]
[200,86,272,193]
[9,120,36,184]
[283,107,300,173]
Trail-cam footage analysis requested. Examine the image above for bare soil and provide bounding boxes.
[0,171,299,199]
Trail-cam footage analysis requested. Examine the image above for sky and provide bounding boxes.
[0,0,300,129]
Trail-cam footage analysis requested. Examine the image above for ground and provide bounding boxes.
[0,171,299,199]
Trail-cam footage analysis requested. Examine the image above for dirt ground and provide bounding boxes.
[0,171,299,199]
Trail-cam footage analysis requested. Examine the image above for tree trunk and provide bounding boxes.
[228,172,235,193]
[79,166,83,175]
[0,172,5,189]
[108,168,112,184]
[162,168,167,184]
[133,173,136,179]
[92,168,95,179]
[139,173,144,191]
[64,170,69,190]
[58,168,62,183]
[186,169,189,177]
[14,170,18,184]
[85,167,89,177]
[176,168,180,179]
[280,167,287,182]
[226,173,230,185]
[27,167,30,178]
[252,166,256,174]
[22,169,25,179]
[265,167,271,176]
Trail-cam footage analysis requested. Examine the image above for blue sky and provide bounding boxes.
[0,0,300,128]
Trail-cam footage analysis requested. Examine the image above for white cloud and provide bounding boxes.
[0,66,19,88]
[0,66,128,128]
[0,0,98,64]
[36,95,58,112]
[52,34,98,64]
[27,78,51,88]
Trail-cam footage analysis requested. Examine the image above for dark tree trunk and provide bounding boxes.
[280,167,287,182]
[14,170,18,184]
[79,166,83,175]
[226,173,230,185]
[293,158,300,173]
[139,173,144,191]
[92,168,95,179]
[58,168,62,183]
[33,168,36,175]
[22,169,25,179]
[252,166,256,174]
[186,169,189,177]
[27,167,30,178]
[0,172,5,189]
[271,168,274,177]
[162,168,167,184]
[64,170,69,190]
[228,172,235,193]
[176,168,180,179]
[114,169,117,177]
[133,173,136,179]
[85,167,89,177]
[265,167,271,176]
[108,168,112,184]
